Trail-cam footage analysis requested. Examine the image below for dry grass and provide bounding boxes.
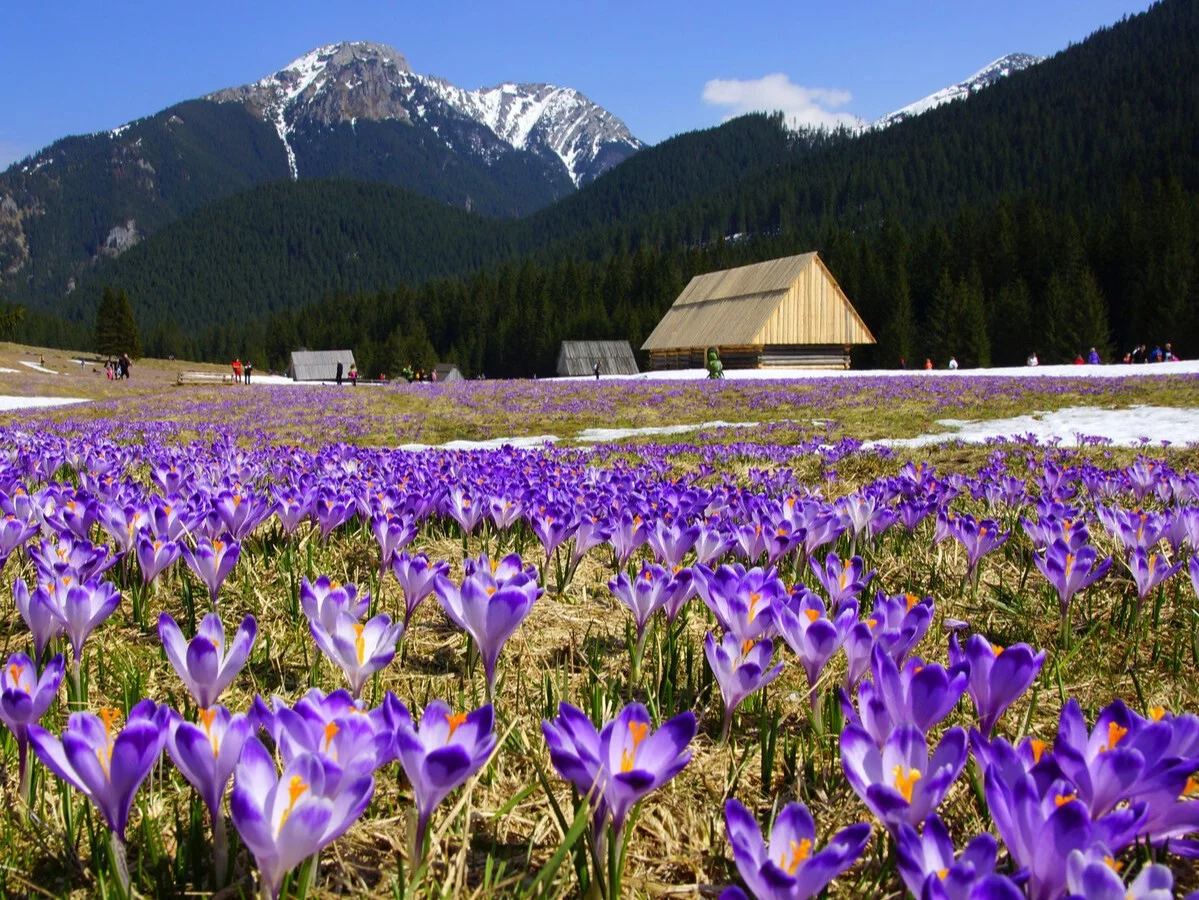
[1,440,1197,897]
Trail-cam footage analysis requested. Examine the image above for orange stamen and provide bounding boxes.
[446,712,467,740]
[780,838,811,874]
[893,766,921,803]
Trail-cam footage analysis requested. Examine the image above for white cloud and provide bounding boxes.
[702,73,864,130]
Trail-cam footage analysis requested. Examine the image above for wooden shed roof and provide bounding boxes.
[641,252,876,351]
[288,350,356,382]
[556,340,639,376]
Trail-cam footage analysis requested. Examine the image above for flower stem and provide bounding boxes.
[17,738,30,820]
[212,812,228,889]
[108,831,130,897]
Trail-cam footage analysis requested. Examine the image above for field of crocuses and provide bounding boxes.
[3,376,1199,898]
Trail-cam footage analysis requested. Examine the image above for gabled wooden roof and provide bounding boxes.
[556,340,639,376]
[641,252,876,350]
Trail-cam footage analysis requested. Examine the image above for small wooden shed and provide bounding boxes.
[641,252,875,370]
[288,349,356,382]
[556,340,639,377]
[434,363,464,383]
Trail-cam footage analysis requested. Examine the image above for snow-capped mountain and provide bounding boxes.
[207,41,642,187]
[874,53,1045,128]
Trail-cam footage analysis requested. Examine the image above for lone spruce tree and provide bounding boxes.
[95,287,142,358]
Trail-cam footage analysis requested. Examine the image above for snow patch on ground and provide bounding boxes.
[575,420,758,442]
[0,368,18,374]
[396,420,759,452]
[0,396,87,411]
[878,406,1199,449]
[19,361,58,375]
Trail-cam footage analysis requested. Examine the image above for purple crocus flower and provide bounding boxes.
[1126,548,1182,600]
[776,591,857,704]
[542,701,695,839]
[0,652,65,795]
[810,552,874,612]
[647,520,700,568]
[949,515,1010,575]
[446,487,485,534]
[723,798,870,900]
[30,535,117,582]
[13,577,64,661]
[135,532,182,583]
[1064,844,1174,900]
[274,703,389,787]
[569,514,613,568]
[29,699,170,840]
[181,534,241,605]
[704,633,782,741]
[300,575,369,634]
[529,507,578,558]
[694,524,736,566]
[843,645,968,746]
[609,511,649,567]
[311,491,356,538]
[369,512,416,572]
[159,612,256,708]
[868,593,934,664]
[53,578,121,663]
[309,610,402,699]
[487,495,523,531]
[390,553,449,629]
[166,704,251,818]
[229,737,373,899]
[842,619,875,689]
[949,634,1045,738]
[434,555,543,699]
[1033,539,1112,620]
[0,513,38,568]
[212,488,274,540]
[392,700,496,855]
[273,487,314,534]
[695,564,786,643]
[1053,699,1147,818]
[984,768,1146,900]
[840,723,968,832]
[609,562,692,666]
[896,814,998,900]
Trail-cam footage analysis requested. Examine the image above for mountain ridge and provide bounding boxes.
[206,41,642,187]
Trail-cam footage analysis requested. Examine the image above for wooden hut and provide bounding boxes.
[288,349,356,382]
[434,363,463,383]
[641,253,875,370]
[556,340,639,377]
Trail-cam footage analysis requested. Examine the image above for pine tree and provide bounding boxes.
[878,268,916,367]
[959,271,991,368]
[95,287,142,358]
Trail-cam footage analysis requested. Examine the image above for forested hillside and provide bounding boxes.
[11,0,1199,377]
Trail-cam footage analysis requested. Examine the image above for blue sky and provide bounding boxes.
[0,0,1153,168]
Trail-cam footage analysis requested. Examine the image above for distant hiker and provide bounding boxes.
[336,361,344,385]
[1026,352,1039,367]
[1132,344,1146,364]
[1150,345,1164,363]
[1073,354,1085,365]
[593,359,601,380]
[38,355,45,367]
[1165,342,1178,361]
[232,358,242,384]
[898,357,906,369]
[349,363,358,386]
[706,348,724,379]
[923,358,933,370]
[244,361,252,384]
[947,356,959,370]
[431,368,438,383]
[1088,347,1101,365]
[105,361,114,381]
[119,354,131,380]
